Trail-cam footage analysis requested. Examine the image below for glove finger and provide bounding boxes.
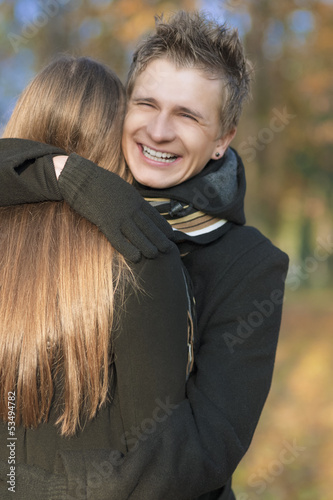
[133,211,174,253]
[141,202,175,241]
[107,231,142,263]
[117,239,142,263]
[121,220,159,260]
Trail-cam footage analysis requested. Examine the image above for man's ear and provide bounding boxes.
[211,128,237,160]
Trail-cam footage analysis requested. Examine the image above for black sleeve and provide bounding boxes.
[0,138,64,204]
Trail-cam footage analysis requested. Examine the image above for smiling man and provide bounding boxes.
[122,58,235,189]
[0,11,289,500]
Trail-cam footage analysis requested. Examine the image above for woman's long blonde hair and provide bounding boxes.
[0,56,132,436]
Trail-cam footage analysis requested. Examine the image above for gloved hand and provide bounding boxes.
[58,153,175,263]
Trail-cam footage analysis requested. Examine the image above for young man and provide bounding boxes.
[0,11,288,500]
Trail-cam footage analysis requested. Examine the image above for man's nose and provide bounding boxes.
[146,113,176,143]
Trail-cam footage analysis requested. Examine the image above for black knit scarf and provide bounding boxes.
[136,147,245,245]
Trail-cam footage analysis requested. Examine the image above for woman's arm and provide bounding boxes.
[0,139,174,262]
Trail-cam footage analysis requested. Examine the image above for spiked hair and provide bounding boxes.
[126,10,253,135]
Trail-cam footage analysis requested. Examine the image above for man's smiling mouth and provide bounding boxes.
[141,145,179,163]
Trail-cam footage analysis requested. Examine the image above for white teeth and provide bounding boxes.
[142,145,177,163]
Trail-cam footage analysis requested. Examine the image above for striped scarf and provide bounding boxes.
[144,197,228,241]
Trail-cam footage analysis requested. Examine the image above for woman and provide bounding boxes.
[0,56,190,495]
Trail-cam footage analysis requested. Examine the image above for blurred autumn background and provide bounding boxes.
[0,0,332,498]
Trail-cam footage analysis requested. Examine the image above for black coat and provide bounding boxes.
[0,139,289,500]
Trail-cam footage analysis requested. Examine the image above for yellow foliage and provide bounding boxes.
[113,8,157,43]
[300,71,333,94]
[316,26,333,51]
[233,292,333,497]
[312,121,333,145]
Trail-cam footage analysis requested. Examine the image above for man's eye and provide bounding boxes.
[181,113,197,122]
[138,102,153,108]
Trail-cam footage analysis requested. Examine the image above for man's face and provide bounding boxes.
[122,58,235,189]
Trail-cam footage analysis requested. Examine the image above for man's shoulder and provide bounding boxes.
[223,224,287,256]
[185,223,289,277]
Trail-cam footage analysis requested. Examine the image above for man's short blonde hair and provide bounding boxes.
[126,10,253,135]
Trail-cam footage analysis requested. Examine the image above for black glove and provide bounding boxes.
[59,153,174,263]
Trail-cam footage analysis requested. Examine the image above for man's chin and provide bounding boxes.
[140,181,171,189]
[133,173,175,190]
